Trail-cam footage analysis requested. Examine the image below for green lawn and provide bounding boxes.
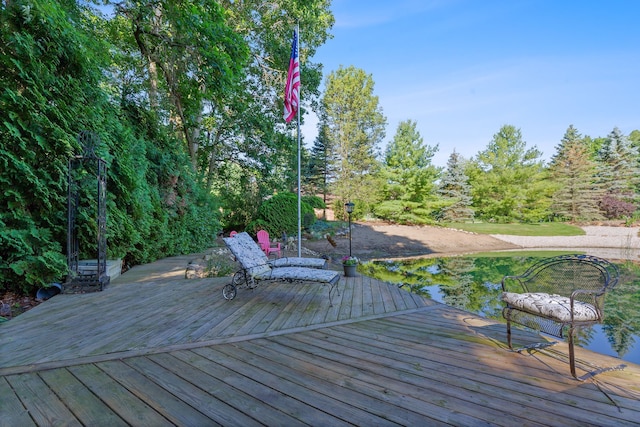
[444,222,585,236]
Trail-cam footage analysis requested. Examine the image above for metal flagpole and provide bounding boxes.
[296,23,302,257]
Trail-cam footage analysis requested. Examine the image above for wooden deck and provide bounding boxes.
[1,253,640,426]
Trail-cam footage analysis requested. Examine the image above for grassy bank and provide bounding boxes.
[444,222,585,236]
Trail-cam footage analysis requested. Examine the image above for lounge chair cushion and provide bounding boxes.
[270,257,327,269]
[501,292,599,322]
[231,232,327,269]
[255,266,339,285]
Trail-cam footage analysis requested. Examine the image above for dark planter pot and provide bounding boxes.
[343,264,357,277]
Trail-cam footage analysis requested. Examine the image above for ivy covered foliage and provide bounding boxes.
[0,1,220,294]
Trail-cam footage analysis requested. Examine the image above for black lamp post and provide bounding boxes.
[345,201,354,257]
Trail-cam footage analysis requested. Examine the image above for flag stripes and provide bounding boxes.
[283,29,300,123]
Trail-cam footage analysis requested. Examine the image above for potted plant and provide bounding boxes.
[341,256,359,277]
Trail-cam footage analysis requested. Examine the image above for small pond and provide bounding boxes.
[362,252,640,365]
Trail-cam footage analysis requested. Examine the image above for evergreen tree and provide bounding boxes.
[321,66,386,215]
[549,125,603,221]
[374,120,441,224]
[469,125,549,222]
[629,130,640,153]
[595,127,640,218]
[304,124,336,218]
[438,151,474,222]
[382,120,440,203]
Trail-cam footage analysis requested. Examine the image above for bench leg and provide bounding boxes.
[568,326,577,379]
[567,326,627,381]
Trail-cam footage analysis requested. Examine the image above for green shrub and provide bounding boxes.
[248,192,315,236]
[302,195,325,209]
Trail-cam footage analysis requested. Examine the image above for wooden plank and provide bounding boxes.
[237,286,300,335]
[361,276,375,316]
[135,284,229,346]
[388,281,410,310]
[38,368,128,426]
[322,278,346,323]
[376,279,398,312]
[272,333,535,427]
[0,377,35,427]
[67,363,174,426]
[97,359,218,426]
[6,373,80,426]
[337,276,355,321]
[264,282,320,333]
[276,284,322,330]
[369,278,386,314]
[198,291,263,339]
[312,321,639,426]
[294,283,336,328]
[225,290,280,336]
[229,338,479,426]
[124,355,260,426]
[165,350,308,426]
[350,276,364,318]
[193,345,400,426]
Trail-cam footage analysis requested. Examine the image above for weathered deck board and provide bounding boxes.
[1,253,639,426]
[97,359,218,426]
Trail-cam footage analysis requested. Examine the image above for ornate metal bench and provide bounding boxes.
[501,254,625,379]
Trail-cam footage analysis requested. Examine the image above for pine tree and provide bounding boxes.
[304,124,336,218]
[438,151,474,222]
[595,127,640,218]
[382,120,440,203]
[597,127,640,195]
[469,125,548,222]
[321,66,386,212]
[549,125,603,221]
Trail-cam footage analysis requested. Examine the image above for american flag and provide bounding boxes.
[283,29,300,123]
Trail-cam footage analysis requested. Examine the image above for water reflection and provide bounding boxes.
[364,254,640,365]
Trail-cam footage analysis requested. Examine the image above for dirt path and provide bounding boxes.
[302,222,519,260]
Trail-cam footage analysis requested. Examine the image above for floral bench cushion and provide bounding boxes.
[501,292,599,322]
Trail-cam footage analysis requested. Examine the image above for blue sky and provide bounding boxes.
[301,0,640,167]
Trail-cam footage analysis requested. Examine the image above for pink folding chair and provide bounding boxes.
[256,230,281,258]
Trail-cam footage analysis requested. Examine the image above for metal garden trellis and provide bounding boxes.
[63,131,109,293]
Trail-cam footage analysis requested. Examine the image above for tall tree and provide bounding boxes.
[469,125,549,222]
[375,120,441,224]
[595,127,640,218]
[198,0,334,228]
[321,65,386,214]
[548,125,603,221]
[305,124,336,217]
[382,120,440,202]
[438,151,474,222]
[112,0,249,167]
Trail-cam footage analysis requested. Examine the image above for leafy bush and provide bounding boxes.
[599,194,636,219]
[373,201,435,225]
[247,192,315,236]
[302,195,325,209]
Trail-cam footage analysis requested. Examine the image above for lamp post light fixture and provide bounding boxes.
[345,201,355,257]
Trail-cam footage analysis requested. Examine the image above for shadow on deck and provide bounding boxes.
[1,253,640,426]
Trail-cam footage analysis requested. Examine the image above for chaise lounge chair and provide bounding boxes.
[223,233,341,305]
[232,232,328,269]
